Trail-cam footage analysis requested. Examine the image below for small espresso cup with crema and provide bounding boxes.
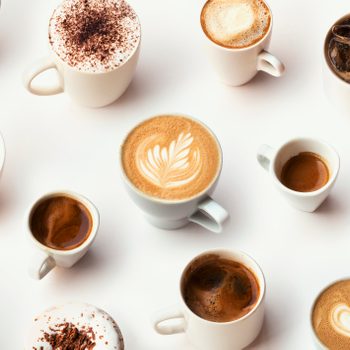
[27,191,100,280]
[257,137,339,212]
[23,0,141,107]
[120,114,229,233]
[152,249,266,350]
[200,0,285,86]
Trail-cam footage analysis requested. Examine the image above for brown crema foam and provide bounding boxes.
[201,0,271,49]
[313,280,350,350]
[122,115,221,200]
[30,195,93,250]
[182,255,260,322]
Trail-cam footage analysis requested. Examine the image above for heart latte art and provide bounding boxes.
[122,115,221,200]
[331,303,350,338]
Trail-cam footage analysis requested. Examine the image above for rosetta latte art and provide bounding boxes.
[331,303,350,337]
[137,132,202,189]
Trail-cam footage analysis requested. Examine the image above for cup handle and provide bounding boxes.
[23,57,64,96]
[153,307,186,335]
[28,250,56,280]
[257,144,275,171]
[188,197,229,233]
[257,51,285,77]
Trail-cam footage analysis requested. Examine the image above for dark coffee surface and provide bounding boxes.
[183,256,260,322]
[281,152,329,192]
[30,196,92,250]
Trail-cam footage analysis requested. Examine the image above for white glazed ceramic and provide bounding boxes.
[323,14,350,113]
[119,114,229,233]
[0,132,5,177]
[257,137,340,212]
[23,8,141,107]
[153,249,266,350]
[200,0,285,86]
[27,191,100,280]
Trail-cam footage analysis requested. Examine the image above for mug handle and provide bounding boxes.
[257,51,285,77]
[257,144,275,171]
[28,250,56,280]
[23,57,64,96]
[153,307,186,335]
[188,197,229,233]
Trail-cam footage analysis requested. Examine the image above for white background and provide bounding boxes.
[0,0,349,348]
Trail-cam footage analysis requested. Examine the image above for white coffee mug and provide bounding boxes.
[23,7,141,107]
[200,0,285,86]
[153,249,266,350]
[257,137,340,212]
[119,115,229,233]
[27,191,100,280]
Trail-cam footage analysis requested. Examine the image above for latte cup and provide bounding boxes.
[119,115,229,233]
[27,191,100,280]
[153,249,266,350]
[23,1,141,108]
[200,0,285,86]
[257,138,340,212]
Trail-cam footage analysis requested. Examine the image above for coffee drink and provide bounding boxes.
[280,152,329,192]
[121,115,221,200]
[200,0,271,49]
[30,195,93,250]
[326,15,350,82]
[312,280,350,349]
[49,0,141,72]
[182,254,260,322]
[27,303,124,350]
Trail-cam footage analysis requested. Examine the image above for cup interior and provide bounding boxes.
[180,249,265,324]
[28,191,99,254]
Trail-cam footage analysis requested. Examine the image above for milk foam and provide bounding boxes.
[331,303,350,337]
[201,0,271,48]
[27,302,124,350]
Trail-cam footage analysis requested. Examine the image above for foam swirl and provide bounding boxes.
[331,303,350,337]
[137,132,201,189]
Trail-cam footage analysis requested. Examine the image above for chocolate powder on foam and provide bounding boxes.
[49,0,140,72]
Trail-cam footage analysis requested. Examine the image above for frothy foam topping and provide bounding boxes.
[27,302,124,350]
[122,115,221,200]
[331,303,350,338]
[49,0,140,72]
[201,0,270,48]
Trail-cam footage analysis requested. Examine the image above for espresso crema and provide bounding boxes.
[121,115,221,200]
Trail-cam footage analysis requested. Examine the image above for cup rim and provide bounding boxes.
[179,248,266,326]
[200,0,273,52]
[119,113,223,204]
[47,1,142,76]
[270,137,340,197]
[310,277,350,349]
[27,190,100,255]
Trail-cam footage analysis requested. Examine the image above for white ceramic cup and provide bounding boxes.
[23,5,141,108]
[153,249,266,350]
[27,191,100,280]
[257,137,340,212]
[323,14,350,113]
[119,115,229,233]
[200,0,285,86]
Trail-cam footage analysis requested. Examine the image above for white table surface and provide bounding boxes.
[0,0,349,348]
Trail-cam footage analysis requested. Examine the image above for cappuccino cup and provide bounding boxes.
[153,249,266,350]
[120,114,229,233]
[23,0,141,107]
[257,137,339,212]
[27,191,100,280]
[200,0,285,86]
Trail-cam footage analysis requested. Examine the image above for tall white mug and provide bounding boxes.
[153,249,266,350]
[200,0,285,86]
[257,137,340,212]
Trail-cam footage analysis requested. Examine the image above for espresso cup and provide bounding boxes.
[257,138,340,212]
[153,249,266,350]
[27,191,100,280]
[200,0,285,86]
[23,0,141,107]
[119,114,229,233]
